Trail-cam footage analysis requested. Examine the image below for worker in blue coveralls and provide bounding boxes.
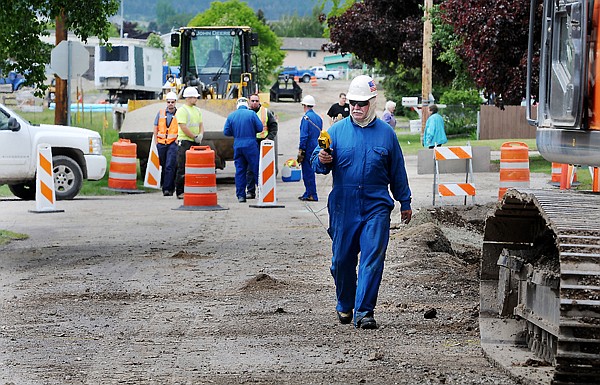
[423,104,447,148]
[297,95,322,201]
[310,75,413,329]
[223,97,263,203]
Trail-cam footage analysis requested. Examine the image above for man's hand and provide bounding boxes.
[318,149,333,164]
[297,149,305,163]
[194,134,203,144]
[400,209,412,224]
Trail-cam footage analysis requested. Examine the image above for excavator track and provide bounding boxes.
[480,189,600,385]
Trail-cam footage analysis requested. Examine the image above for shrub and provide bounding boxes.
[439,89,481,137]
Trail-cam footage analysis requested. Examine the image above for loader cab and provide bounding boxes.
[172,26,258,100]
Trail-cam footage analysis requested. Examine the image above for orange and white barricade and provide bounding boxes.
[433,146,476,206]
[498,141,529,199]
[175,146,227,211]
[251,139,284,208]
[143,136,161,189]
[30,144,64,213]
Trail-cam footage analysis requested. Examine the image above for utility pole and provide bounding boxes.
[421,0,433,141]
[120,0,124,38]
[55,11,68,126]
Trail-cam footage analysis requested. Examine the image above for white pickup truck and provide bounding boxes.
[0,104,107,200]
[310,66,341,81]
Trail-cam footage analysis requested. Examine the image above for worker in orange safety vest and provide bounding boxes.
[153,91,179,196]
[246,93,278,199]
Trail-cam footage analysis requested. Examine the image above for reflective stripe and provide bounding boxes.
[185,166,214,174]
[500,162,529,169]
[111,156,137,163]
[499,181,530,188]
[185,186,217,194]
[438,183,476,196]
[109,172,137,180]
[434,146,472,160]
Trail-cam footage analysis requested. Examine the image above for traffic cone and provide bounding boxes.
[144,136,161,189]
[29,144,64,213]
[250,139,284,208]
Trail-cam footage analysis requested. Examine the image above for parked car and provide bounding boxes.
[0,69,26,92]
[310,66,341,81]
[277,66,316,83]
[0,103,107,200]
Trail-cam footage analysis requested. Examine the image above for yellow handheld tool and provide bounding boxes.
[318,130,332,154]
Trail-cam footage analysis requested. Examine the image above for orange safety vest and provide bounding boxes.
[157,109,178,144]
[256,106,269,139]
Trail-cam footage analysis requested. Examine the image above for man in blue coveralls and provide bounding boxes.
[223,97,263,203]
[297,95,322,201]
[311,75,413,329]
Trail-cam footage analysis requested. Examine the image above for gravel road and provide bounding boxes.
[0,79,550,385]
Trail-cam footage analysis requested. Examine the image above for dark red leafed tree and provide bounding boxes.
[441,0,541,105]
[324,0,454,87]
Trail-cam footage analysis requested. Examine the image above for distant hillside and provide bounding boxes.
[123,0,324,22]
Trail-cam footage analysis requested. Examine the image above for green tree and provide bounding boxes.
[0,0,120,93]
[269,7,325,38]
[147,33,165,51]
[188,0,284,90]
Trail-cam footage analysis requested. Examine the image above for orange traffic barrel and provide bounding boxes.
[108,139,138,190]
[176,146,227,211]
[498,141,530,200]
[310,76,317,87]
[550,162,562,186]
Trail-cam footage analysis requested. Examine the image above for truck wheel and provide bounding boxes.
[52,155,83,200]
[327,74,334,81]
[302,75,311,83]
[8,181,36,200]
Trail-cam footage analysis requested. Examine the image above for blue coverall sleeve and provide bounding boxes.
[223,117,232,137]
[299,118,309,150]
[389,138,412,211]
[154,111,160,126]
[311,145,330,174]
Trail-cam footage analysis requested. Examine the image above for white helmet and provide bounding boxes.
[165,91,178,101]
[237,97,249,108]
[182,87,200,98]
[301,95,316,107]
[346,75,378,102]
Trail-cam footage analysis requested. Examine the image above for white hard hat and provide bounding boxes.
[301,95,316,106]
[346,75,378,102]
[165,91,178,101]
[182,87,200,98]
[237,97,249,108]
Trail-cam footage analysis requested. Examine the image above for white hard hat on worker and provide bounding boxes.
[183,87,200,98]
[236,97,249,109]
[165,91,178,101]
[347,75,378,127]
[301,95,316,107]
[346,75,378,101]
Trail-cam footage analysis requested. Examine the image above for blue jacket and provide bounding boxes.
[223,106,263,148]
[311,117,412,212]
[299,109,322,152]
[423,113,447,147]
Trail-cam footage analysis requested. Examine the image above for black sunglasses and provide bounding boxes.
[349,100,370,107]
